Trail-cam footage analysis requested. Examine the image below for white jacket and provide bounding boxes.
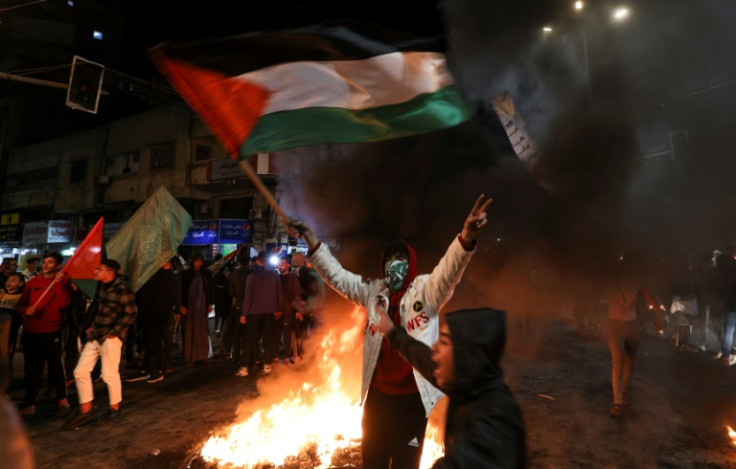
[309,236,474,416]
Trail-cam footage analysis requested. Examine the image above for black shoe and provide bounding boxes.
[125,372,149,382]
[97,407,120,424]
[147,372,164,383]
[61,411,96,430]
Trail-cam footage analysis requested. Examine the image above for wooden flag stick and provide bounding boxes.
[236,158,294,234]
[29,275,60,311]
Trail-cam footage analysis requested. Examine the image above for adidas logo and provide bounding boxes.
[407,437,420,447]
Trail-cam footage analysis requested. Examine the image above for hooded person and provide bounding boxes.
[375,307,526,468]
[288,194,492,469]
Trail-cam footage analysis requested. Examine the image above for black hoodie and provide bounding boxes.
[386,308,526,468]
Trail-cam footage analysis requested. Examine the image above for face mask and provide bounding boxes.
[386,259,409,293]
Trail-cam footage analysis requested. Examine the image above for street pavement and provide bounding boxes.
[9,315,736,468]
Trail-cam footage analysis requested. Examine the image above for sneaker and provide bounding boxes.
[713,352,724,360]
[235,367,249,377]
[147,372,164,383]
[126,373,150,382]
[263,364,272,374]
[729,355,736,367]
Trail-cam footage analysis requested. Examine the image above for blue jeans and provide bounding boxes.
[722,311,736,356]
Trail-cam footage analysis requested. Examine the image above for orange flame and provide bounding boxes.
[200,306,444,468]
[727,425,736,446]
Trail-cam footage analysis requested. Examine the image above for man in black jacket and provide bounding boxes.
[374,306,526,468]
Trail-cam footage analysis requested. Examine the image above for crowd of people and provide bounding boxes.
[0,247,325,430]
[566,248,736,418]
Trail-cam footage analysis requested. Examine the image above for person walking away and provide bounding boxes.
[607,252,663,418]
[64,259,137,428]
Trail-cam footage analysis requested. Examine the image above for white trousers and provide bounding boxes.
[73,338,123,406]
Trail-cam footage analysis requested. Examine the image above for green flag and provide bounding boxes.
[106,186,192,292]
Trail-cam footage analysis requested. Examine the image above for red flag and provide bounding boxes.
[64,217,104,297]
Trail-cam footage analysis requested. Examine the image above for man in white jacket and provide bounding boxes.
[288,194,491,469]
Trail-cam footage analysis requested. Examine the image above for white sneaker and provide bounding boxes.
[235,367,249,377]
[729,355,736,367]
[263,364,272,374]
[713,352,723,360]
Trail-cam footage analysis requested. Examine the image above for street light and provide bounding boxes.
[574,1,584,11]
[612,7,630,22]
[542,26,553,33]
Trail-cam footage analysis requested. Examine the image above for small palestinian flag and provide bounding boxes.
[206,246,242,276]
[64,217,103,297]
[149,23,474,158]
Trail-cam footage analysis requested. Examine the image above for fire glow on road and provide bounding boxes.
[200,306,444,468]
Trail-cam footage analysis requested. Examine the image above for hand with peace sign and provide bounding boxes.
[460,194,493,243]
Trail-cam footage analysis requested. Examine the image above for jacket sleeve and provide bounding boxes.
[241,274,255,317]
[387,327,439,388]
[309,243,371,308]
[275,272,283,312]
[112,287,138,338]
[422,236,474,313]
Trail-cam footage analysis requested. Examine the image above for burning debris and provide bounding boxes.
[198,306,444,469]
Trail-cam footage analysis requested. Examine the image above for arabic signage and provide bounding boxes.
[48,220,74,243]
[21,220,75,244]
[0,212,21,243]
[182,219,252,245]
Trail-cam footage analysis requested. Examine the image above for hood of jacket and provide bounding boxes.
[446,307,507,400]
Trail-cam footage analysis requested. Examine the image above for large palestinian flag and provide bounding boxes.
[149,23,474,158]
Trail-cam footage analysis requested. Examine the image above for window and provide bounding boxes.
[105,151,140,176]
[150,143,175,169]
[195,144,212,161]
[69,160,87,184]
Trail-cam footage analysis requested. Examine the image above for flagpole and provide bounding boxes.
[236,158,292,228]
[30,276,60,310]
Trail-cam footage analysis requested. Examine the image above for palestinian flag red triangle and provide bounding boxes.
[149,50,270,157]
[63,217,104,297]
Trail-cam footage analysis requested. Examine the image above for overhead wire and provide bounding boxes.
[0,0,47,13]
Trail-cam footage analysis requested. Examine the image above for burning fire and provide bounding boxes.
[727,425,736,446]
[201,306,444,468]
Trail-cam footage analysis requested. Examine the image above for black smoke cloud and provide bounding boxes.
[275,0,736,324]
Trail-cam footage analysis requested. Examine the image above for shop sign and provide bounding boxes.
[0,212,21,242]
[48,220,74,243]
[182,219,218,245]
[219,219,252,244]
[23,222,48,244]
[209,158,242,181]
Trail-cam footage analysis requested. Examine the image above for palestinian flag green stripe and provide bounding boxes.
[241,86,474,154]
